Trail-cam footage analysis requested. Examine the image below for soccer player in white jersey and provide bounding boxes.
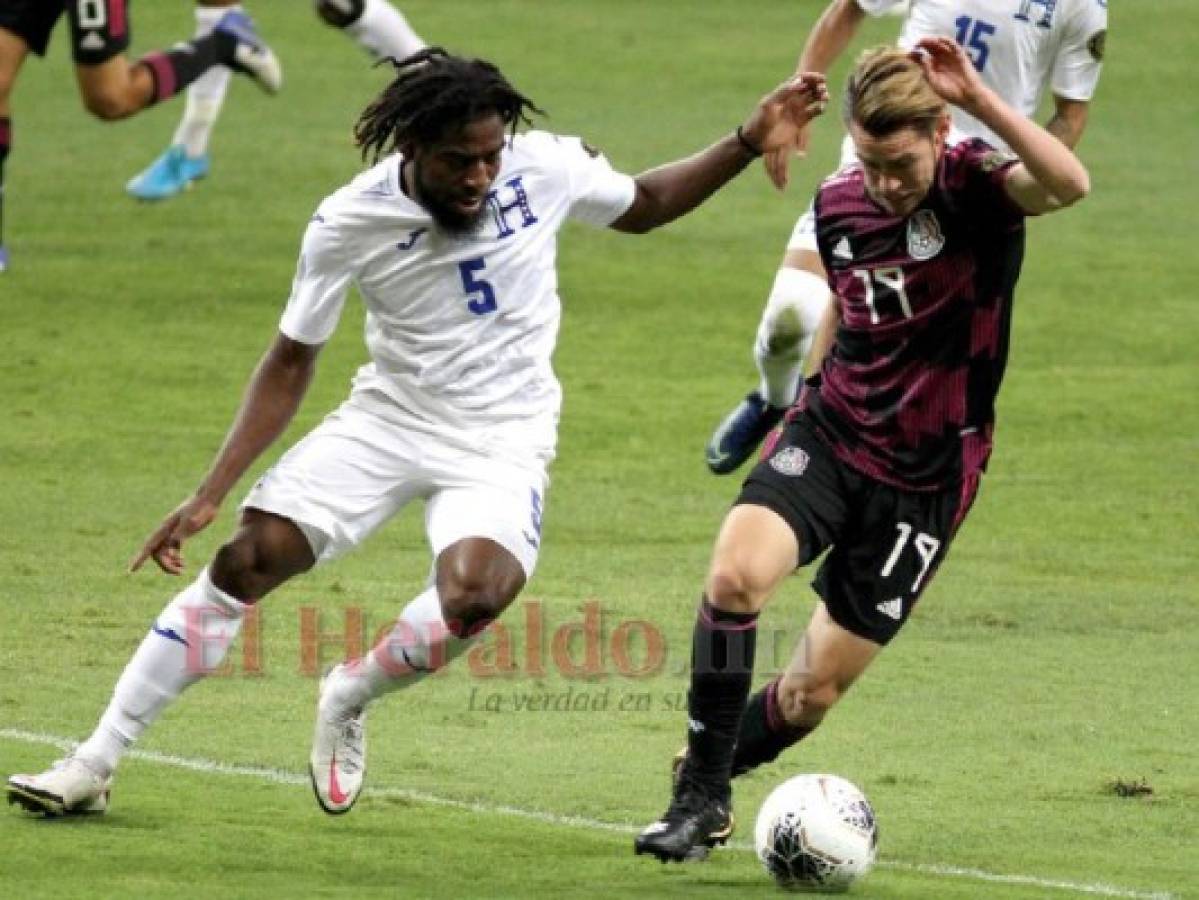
[6,48,829,818]
[126,0,427,201]
[705,0,1107,474]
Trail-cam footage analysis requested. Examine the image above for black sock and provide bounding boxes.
[316,0,366,29]
[731,677,814,777]
[684,596,758,801]
[138,31,238,104]
[0,116,9,247]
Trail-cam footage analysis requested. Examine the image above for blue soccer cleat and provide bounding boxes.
[0,245,9,273]
[126,146,211,202]
[705,390,786,475]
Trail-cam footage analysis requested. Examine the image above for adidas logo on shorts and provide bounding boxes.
[876,598,903,621]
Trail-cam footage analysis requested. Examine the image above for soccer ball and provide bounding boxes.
[753,774,878,892]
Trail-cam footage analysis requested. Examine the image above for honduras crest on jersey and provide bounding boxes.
[907,209,945,261]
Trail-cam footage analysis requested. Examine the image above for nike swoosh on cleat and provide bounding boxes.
[327,753,349,806]
[708,818,734,841]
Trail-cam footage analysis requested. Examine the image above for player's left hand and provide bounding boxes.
[742,72,829,190]
[912,37,987,113]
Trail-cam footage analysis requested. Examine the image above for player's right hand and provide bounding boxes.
[912,37,987,113]
[129,495,220,575]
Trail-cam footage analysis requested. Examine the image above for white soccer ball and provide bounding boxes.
[753,774,878,893]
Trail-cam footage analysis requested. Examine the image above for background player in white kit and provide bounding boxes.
[7,48,829,818]
[705,0,1107,474]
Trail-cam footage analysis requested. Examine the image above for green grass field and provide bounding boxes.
[1,2,1195,897]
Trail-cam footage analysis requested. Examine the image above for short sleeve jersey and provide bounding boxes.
[804,140,1027,491]
[278,131,636,455]
[856,0,1107,150]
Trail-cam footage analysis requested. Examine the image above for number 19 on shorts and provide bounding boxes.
[880,522,941,594]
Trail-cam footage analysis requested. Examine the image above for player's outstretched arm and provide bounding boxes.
[914,37,1090,215]
[129,333,320,575]
[609,73,828,234]
[781,0,868,161]
[796,0,868,76]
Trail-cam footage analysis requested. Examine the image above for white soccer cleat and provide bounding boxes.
[7,756,111,817]
[216,10,284,95]
[309,665,367,815]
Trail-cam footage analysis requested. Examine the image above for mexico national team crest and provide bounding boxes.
[907,209,945,260]
[769,446,810,477]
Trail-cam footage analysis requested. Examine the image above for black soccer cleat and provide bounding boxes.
[705,390,786,475]
[670,745,687,787]
[634,780,734,863]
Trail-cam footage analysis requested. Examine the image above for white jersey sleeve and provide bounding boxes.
[278,208,355,345]
[553,135,636,227]
[1051,0,1107,101]
[854,0,909,16]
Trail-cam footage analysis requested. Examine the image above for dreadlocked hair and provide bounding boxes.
[354,47,546,163]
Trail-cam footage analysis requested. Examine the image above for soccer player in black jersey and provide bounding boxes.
[0,0,282,271]
[635,37,1090,863]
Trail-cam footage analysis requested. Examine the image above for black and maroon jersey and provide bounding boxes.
[803,139,1027,492]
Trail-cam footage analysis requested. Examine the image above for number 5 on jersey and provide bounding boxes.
[459,257,497,315]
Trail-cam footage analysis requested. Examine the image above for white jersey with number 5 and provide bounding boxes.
[279,131,636,460]
[857,0,1107,149]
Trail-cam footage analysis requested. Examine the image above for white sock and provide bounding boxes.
[324,586,476,713]
[170,4,238,158]
[74,568,247,775]
[345,0,426,60]
[754,267,831,408]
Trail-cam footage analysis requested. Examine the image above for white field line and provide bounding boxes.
[0,727,1176,900]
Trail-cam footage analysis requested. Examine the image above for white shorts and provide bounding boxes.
[241,396,551,577]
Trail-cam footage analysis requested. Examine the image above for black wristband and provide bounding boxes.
[735,125,762,158]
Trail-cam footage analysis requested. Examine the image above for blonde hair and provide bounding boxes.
[843,46,946,138]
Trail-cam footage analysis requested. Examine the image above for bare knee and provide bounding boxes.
[81,87,138,121]
[209,517,314,601]
[775,672,844,729]
[436,557,523,636]
[210,538,278,601]
[438,573,521,636]
[434,538,526,635]
[705,564,771,615]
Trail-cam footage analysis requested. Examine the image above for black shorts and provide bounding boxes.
[736,414,981,645]
[0,0,130,65]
